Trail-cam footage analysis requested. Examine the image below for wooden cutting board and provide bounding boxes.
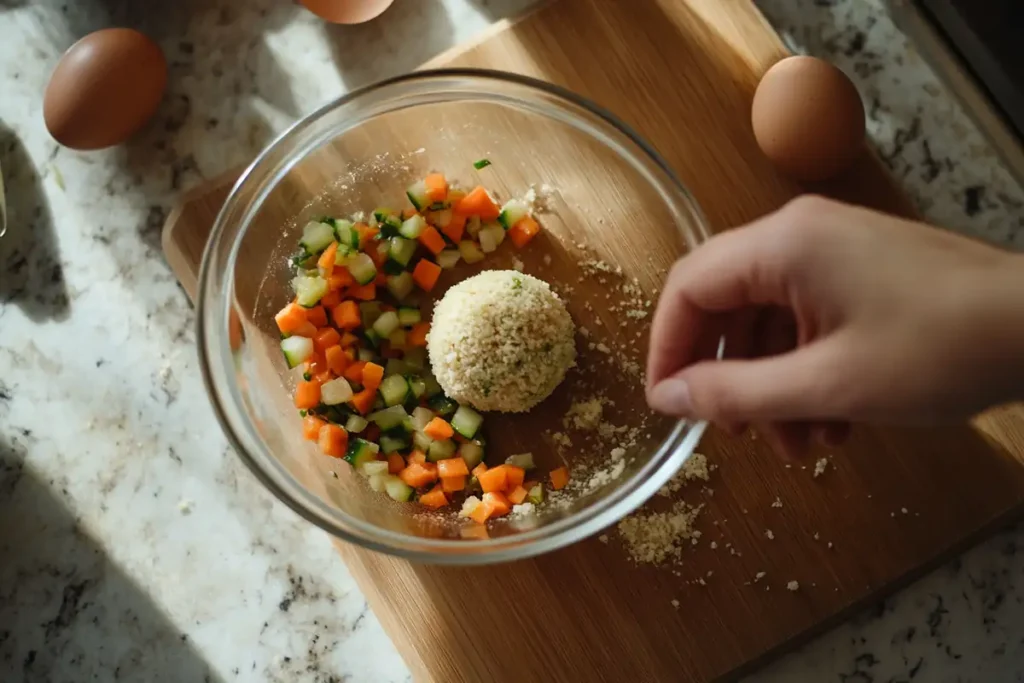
[163,1,1024,680]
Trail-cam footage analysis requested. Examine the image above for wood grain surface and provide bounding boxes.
[163,0,1024,681]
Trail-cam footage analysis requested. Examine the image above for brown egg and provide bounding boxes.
[300,0,394,24]
[44,28,167,151]
[751,56,865,182]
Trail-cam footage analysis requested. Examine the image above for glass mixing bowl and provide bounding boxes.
[197,69,711,564]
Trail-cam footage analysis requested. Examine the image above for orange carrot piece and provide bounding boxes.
[441,212,466,243]
[318,423,348,458]
[324,345,348,375]
[304,305,328,328]
[407,322,430,347]
[412,259,442,292]
[508,215,541,248]
[340,332,359,347]
[317,242,338,274]
[293,320,318,339]
[362,362,384,391]
[314,369,332,385]
[460,524,489,540]
[343,360,367,383]
[305,352,326,376]
[328,269,355,291]
[505,465,526,490]
[424,173,448,203]
[455,185,500,221]
[423,417,454,441]
[349,387,376,415]
[441,475,466,493]
[408,450,427,465]
[401,208,418,220]
[354,222,378,245]
[419,484,449,509]
[417,225,446,256]
[437,457,469,478]
[507,485,528,505]
[399,462,439,489]
[387,453,406,474]
[275,303,308,334]
[471,462,488,478]
[477,466,508,494]
[320,289,341,309]
[374,271,387,286]
[469,500,493,524]
[313,327,342,354]
[482,491,511,517]
[550,466,570,490]
[349,283,376,301]
[294,380,321,409]
[302,415,327,441]
[332,301,361,330]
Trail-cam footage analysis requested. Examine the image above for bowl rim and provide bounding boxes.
[197,67,713,565]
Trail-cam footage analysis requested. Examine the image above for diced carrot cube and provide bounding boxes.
[417,225,446,256]
[320,290,341,309]
[408,450,427,465]
[399,462,438,489]
[424,173,448,203]
[374,271,387,286]
[349,283,376,301]
[349,387,376,415]
[302,415,327,441]
[460,524,489,540]
[305,305,328,328]
[437,458,469,478]
[313,327,342,354]
[477,466,508,494]
[343,360,366,383]
[482,491,511,517]
[362,362,384,392]
[419,485,449,509]
[471,463,488,478]
[340,332,358,347]
[423,417,454,441]
[507,485,528,505]
[324,345,348,375]
[508,215,541,248]
[317,242,338,274]
[441,475,466,493]
[455,185,500,221]
[294,380,321,409]
[550,466,570,490]
[469,500,493,524]
[407,322,430,347]
[354,223,378,245]
[332,301,361,330]
[387,453,406,474]
[505,465,525,490]
[329,269,355,291]
[293,320,318,339]
[441,212,466,243]
[412,259,442,292]
[275,303,308,334]
[401,208,418,220]
[318,424,348,458]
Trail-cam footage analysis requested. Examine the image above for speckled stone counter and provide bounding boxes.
[1,1,1022,681]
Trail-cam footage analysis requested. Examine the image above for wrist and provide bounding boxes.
[981,252,1024,404]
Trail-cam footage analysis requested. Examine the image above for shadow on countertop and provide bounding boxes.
[0,434,222,683]
[0,122,69,322]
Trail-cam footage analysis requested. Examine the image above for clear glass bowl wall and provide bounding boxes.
[198,70,711,564]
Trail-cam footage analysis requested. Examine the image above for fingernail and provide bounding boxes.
[649,378,693,417]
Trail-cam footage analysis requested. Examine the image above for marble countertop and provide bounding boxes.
[2,0,1023,681]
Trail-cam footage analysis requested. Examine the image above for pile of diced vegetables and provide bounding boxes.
[274,173,568,529]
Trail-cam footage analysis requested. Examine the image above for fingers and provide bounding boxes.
[646,223,797,391]
[648,336,847,423]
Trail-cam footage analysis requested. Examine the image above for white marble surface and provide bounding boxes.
[1,0,1023,681]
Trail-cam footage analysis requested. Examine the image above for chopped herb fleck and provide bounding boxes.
[473,159,492,170]
[303,372,312,381]
[299,409,307,417]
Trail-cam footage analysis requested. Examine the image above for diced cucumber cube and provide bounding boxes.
[427,439,457,462]
[422,372,443,397]
[434,208,453,227]
[406,181,429,211]
[369,405,409,430]
[411,406,434,432]
[345,252,377,285]
[498,199,530,230]
[403,347,427,371]
[428,394,458,417]
[384,476,414,502]
[359,301,382,327]
[280,336,314,368]
[368,472,388,492]
[408,376,426,400]
[292,274,329,306]
[459,442,485,471]
[397,307,422,327]
[320,377,354,405]
[386,271,415,301]
[505,452,535,470]
[399,213,427,239]
[361,460,389,477]
[388,236,417,267]
[345,414,369,433]
[379,374,411,407]
[437,249,461,270]
[334,242,353,265]
[379,433,410,455]
[478,224,504,253]
[344,438,379,468]
[384,358,410,377]
[466,215,482,239]
[451,405,483,439]
[412,431,434,452]
[332,219,357,247]
[526,483,544,504]
[372,311,400,337]
[388,329,407,349]
[364,329,382,348]
[300,221,337,253]
[357,348,376,362]
[458,240,486,264]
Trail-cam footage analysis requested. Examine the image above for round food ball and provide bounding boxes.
[751,56,865,182]
[427,270,576,413]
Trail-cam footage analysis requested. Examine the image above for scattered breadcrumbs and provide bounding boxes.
[617,502,703,564]
[786,581,799,592]
[670,599,680,609]
[598,534,609,544]
[754,571,766,583]
[764,529,775,540]
[771,496,783,508]
[564,398,606,430]
[657,452,710,497]
[813,457,829,478]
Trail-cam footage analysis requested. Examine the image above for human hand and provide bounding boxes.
[646,195,1024,457]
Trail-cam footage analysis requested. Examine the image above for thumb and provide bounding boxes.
[647,339,848,423]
